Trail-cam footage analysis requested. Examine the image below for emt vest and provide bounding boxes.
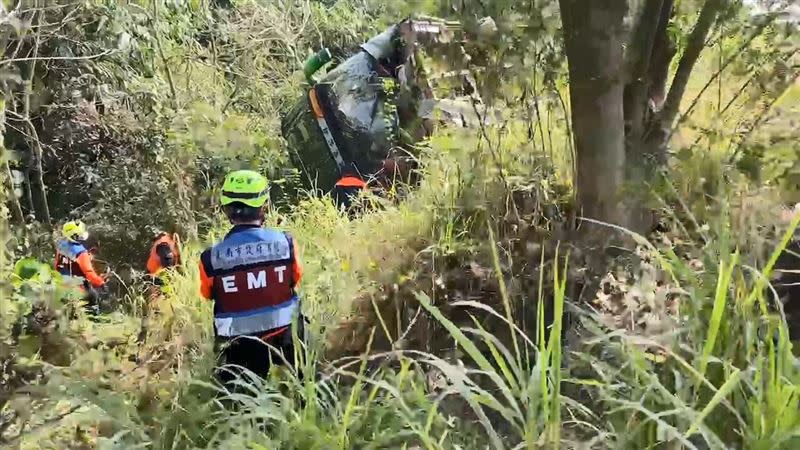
[200,226,299,338]
[55,239,88,280]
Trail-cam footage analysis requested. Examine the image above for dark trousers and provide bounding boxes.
[215,323,304,389]
[82,283,103,314]
[331,185,362,212]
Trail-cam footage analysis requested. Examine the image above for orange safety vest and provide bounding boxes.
[334,175,367,189]
[146,233,181,275]
[55,239,106,288]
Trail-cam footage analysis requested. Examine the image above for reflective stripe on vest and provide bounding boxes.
[214,296,299,337]
[204,227,299,336]
[210,231,291,272]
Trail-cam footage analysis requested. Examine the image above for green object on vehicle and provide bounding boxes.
[303,48,332,84]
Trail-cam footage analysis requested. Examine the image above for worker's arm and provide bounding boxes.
[198,260,213,299]
[291,238,303,286]
[76,252,106,287]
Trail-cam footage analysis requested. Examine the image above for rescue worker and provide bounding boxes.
[331,170,368,215]
[54,220,107,313]
[137,231,182,342]
[146,231,181,276]
[145,231,182,299]
[199,170,305,387]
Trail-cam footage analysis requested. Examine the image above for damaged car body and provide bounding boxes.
[281,17,488,200]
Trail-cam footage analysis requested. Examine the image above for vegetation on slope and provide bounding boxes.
[2,0,799,449]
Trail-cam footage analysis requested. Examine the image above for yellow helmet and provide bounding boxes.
[62,220,89,242]
[220,170,269,208]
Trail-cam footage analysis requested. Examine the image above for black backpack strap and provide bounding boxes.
[283,231,297,288]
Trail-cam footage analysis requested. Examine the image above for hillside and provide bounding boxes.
[2,0,800,448]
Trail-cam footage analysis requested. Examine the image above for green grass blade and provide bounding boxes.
[415,292,496,376]
[697,252,738,384]
[686,368,743,437]
[339,327,375,449]
[546,245,567,448]
[465,321,522,392]
[488,224,522,368]
[745,210,800,314]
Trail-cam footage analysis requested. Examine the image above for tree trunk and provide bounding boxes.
[0,91,24,224]
[657,0,724,130]
[22,164,35,218]
[4,158,24,224]
[26,127,51,225]
[643,0,723,167]
[646,1,677,111]
[560,0,629,236]
[625,0,724,234]
[623,0,675,233]
[624,0,670,144]
[22,10,51,226]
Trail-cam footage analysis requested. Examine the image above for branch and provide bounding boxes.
[1,405,82,446]
[0,1,22,24]
[23,9,51,225]
[739,71,798,140]
[23,11,38,119]
[149,1,177,105]
[624,0,665,81]
[658,0,725,126]
[624,0,672,140]
[728,67,799,162]
[670,12,779,136]
[0,50,114,66]
[685,72,756,152]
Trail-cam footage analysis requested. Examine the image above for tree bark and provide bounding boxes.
[623,0,722,234]
[3,158,24,224]
[560,0,629,235]
[623,0,676,233]
[624,0,669,144]
[657,0,724,130]
[22,10,51,225]
[25,122,50,224]
[559,0,725,239]
[646,1,677,111]
[20,162,35,218]
[1,87,24,224]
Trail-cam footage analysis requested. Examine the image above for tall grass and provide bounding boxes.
[5,31,800,445]
[8,129,800,449]
[571,206,800,449]
[192,227,572,449]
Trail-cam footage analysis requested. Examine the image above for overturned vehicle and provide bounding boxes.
[280,17,488,203]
